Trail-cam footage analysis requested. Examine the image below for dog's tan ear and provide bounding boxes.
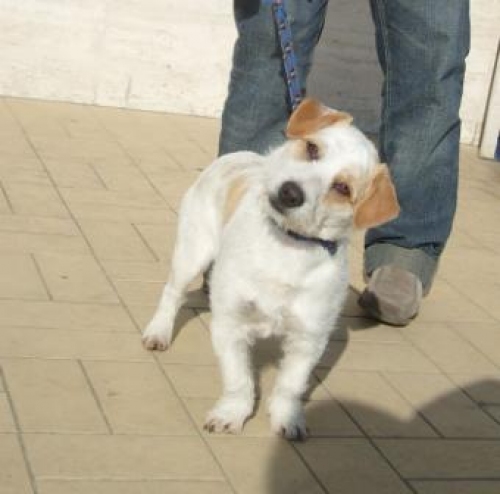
[354,164,400,229]
[286,98,353,139]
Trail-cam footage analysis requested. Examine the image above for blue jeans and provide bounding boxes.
[219,0,470,293]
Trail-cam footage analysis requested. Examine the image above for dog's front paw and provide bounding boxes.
[204,397,253,434]
[268,395,308,441]
[142,333,169,351]
[142,316,172,351]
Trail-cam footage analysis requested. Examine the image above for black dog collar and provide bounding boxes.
[286,229,338,256]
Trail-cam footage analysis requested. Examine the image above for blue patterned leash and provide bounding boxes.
[264,0,303,110]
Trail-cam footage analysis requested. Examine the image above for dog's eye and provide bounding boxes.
[332,181,351,197]
[306,141,320,161]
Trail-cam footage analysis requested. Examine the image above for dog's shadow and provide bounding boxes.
[265,376,500,493]
[168,286,211,340]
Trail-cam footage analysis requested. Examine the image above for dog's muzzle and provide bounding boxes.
[270,181,305,213]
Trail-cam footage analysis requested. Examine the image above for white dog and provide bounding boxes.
[143,98,399,440]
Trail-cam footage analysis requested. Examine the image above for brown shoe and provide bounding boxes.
[358,266,423,326]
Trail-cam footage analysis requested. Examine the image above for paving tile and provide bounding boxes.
[8,97,87,124]
[126,303,160,328]
[0,434,32,494]
[160,139,210,171]
[61,187,166,209]
[82,361,196,434]
[134,223,177,260]
[384,372,500,438]
[440,248,500,286]
[126,151,182,175]
[2,99,500,493]
[160,112,219,145]
[2,359,107,433]
[67,202,172,223]
[404,323,499,374]
[44,156,105,189]
[319,340,440,373]
[0,184,10,213]
[37,480,232,494]
[31,135,126,162]
[296,399,363,438]
[113,280,165,306]
[62,188,174,223]
[0,300,136,331]
[164,364,225,399]
[443,227,483,251]
[376,439,500,479]
[447,373,500,405]
[411,480,500,494]
[0,132,36,160]
[208,436,325,494]
[101,259,168,282]
[34,253,119,303]
[473,231,500,255]
[0,214,79,236]
[452,322,500,367]
[148,170,199,211]
[296,438,413,493]
[339,316,408,343]
[153,309,217,365]
[454,282,500,321]
[416,280,494,323]
[78,220,157,261]
[0,393,16,432]
[316,370,436,437]
[3,183,69,218]
[0,159,51,186]
[455,207,500,237]
[91,162,160,193]
[0,328,150,361]
[0,254,48,300]
[0,230,89,256]
[486,406,500,422]
[24,434,223,481]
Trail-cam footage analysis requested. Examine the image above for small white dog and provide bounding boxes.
[143,98,399,439]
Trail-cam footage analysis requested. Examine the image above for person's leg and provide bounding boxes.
[361,0,470,324]
[218,0,329,156]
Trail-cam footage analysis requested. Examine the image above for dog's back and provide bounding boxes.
[175,151,264,263]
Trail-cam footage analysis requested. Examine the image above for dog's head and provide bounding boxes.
[264,98,400,241]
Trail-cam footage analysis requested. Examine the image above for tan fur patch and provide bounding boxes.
[223,177,248,224]
[353,164,400,229]
[287,98,353,139]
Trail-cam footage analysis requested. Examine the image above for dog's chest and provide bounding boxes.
[236,275,311,338]
[238,294,291,338]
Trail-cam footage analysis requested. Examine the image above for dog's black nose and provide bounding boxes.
[277,181,305,209]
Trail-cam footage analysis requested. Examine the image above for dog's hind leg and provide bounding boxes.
[143,191,219,351]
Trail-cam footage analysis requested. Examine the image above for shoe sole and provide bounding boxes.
[358,291,416,327]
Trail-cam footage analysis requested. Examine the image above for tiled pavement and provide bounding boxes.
[0,96,500,494]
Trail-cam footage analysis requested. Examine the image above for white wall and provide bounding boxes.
[0,0,498,145]
[460,0,500,145]
[0,0,235,116]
